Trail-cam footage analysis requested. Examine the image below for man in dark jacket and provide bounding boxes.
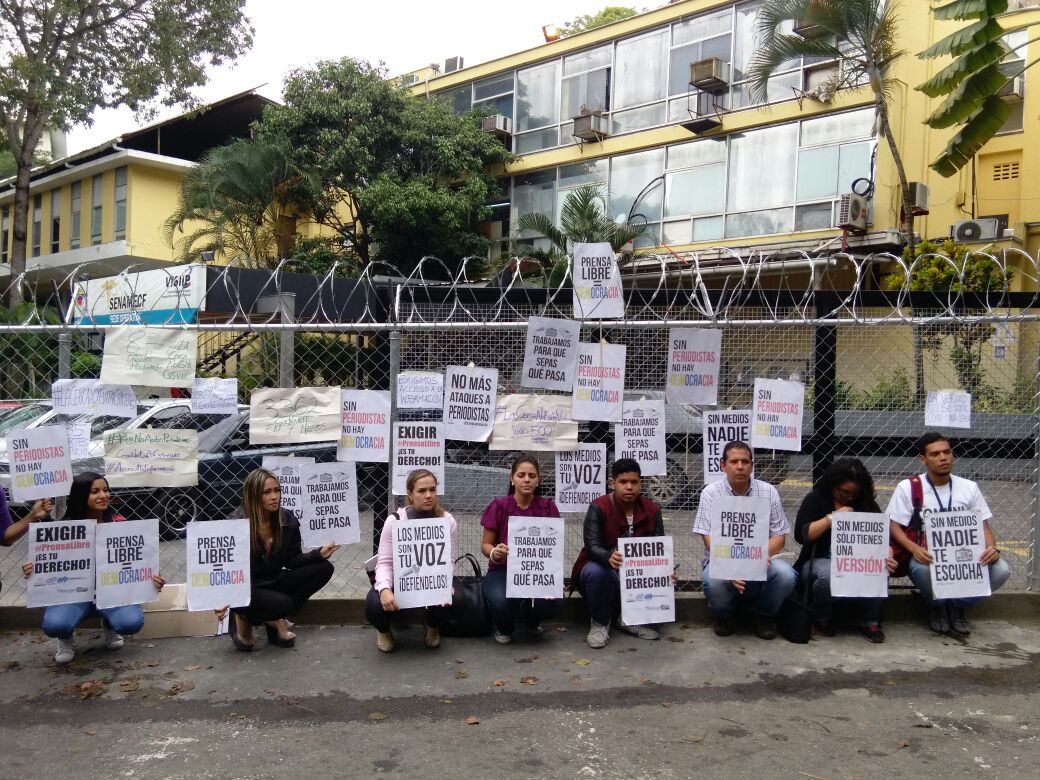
[571,458,665,649]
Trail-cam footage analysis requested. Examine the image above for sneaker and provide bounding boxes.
[861,624,886,644]
[375,630,395,653]
[104,628,125,650]
[928,604,950,634]
[947,604,971,636]
[493,629,514,645]
[753,615,777,640]
[586,620,610,649]
[616,618,659,640]
[713,615,735,637]
[54,637,75,664]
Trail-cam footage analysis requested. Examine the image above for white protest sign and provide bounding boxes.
[397,371,444,409]
[299,462,360,548]
[391,516,453,609]
[703,410,751,484]
[620,536,675,625]
[829,512,889,598]
[52,379,137,418]
[337,389,391,463]
[521,316,581,392]
[26,519,96,608]
[266,462,307,519]
[555,444,607,513]
[572,341,625,422]
[489,394,579,452]
[750,378,804,452]
[392,422,445,495]
[925,390,972,429]
[443,365,498,442]
[100,327,197,388]
[7,425,73,502]
[94,518,160,609]
[250,386,341,444]
[572,242,624,320]
[614,400,666,477]
[261,455,315,470]
[708,495,770,581]
[926,510,991,600]
[67,421,91,460]
[665,328,722,405]
[186,518,251,612]
[104,429,198,488]
[191,378,238,416]
[506,516,564,598]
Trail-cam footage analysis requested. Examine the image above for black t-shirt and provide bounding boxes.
[793,489,880,568]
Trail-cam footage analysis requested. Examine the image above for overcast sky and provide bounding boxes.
[67,0,624,154]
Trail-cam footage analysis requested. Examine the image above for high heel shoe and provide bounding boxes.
[229,617,254,652]
[265,622,296,648]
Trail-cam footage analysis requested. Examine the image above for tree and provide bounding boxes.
[560,6,640,37]
[747,1,918,254]
[0,1,253,305]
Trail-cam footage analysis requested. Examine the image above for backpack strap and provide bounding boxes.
[908,475,924,533]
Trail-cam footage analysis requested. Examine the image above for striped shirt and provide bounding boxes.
[693,478,790,538]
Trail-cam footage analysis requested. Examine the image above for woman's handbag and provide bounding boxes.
[777,546,816,644]
[440,553,492,637]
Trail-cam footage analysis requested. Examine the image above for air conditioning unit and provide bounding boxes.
[573,112,609,142]
[997,75,1025,101]
[951,218,1001,242]
[793,18,826,37]
[481,113,512,139]
[689,58,730,93]
[444,56,464,74]
[837,193,868,231]
[907,181,929,215]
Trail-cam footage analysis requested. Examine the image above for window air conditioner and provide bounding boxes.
[907,181,929,215]
[837,193,868,231]
[689,58,730,93]
[997,75,1025,101]
[444,56,464,74]
[793,18,826,37]
[573,112,609,142]
[481,114,512,138]
[951,218,1000,242]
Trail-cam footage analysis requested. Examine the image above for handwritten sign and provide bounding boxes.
[392,422,445,495]
[391,516,453,609]
[186,518,250,612]
[52,379,137,418]
[925,390,972,429]
[191,378,238,415]
[555,444,606,513]
[26,519,96,608]
[665,328,721,405]
[104,429,198,488]
[7,425,73,502]
[708,495,769,581]
[100,327,197,388]
[925,510,991,600]
[250,386,341,444]
[299,462,360,548]
[703,410,751,484]
[506,516,564,598]
[572,341,625,422]
[620,536,675,625]
[521,316,581,392]
[397,371,444,409]
[829,512,889,598]
[489,394,578,452]
[750,378,804,452]
[95,518,160,609]
[67,421,92,460]
[572,242,624,320]
[337,389,391,463]
[443,365,498,442]
[614,400,666,477]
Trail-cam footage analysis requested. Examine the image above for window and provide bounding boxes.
[91,174,102,245]
[31,194,41,257]
[50,189,60,253]
[562,45,611,122]
[1,206,8,264]
[114,167,127,240]
[70,181,81,249]
[669,9,732,98]
[610,148,664,245]
[997,30,1027,134]
[473,73,515,119]
[512,169,556,250]
[440,85,471,116]
[515,61,560,154]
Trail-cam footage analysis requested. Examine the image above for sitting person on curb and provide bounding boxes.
[367,469,457,653]
[571,458,666,649]
[481,454,564,644]
[887,432,1010,636]
[693,441,796,640]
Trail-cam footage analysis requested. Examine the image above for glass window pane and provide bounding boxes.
[672,8,732,46]
[668,43,699,96]
[559,159,607,188]
[514,127,559,154]
[439,85,471,115]
[662,219,693,245]
[555,186,607,225]
[562,68,610,118]
[516,61,560,131]
[609,148,665,223]
[513,169,555,232]
[998,100,1024,133]
[731,1,760,83]
[725,207,793,238]
[473,74,514,101]
[796,146,839,201]
[475,94,514,119]
[727,124,798,211]
[667,137,727,169]
[564,45,611,76]
[731,71,800,109]
[693,215,725,241]
[615,30,667,108]
[837,141,872,194]
[665,164,726,217]
[795,203,833,231]
[611,103,666,134]
[800,108,874,146]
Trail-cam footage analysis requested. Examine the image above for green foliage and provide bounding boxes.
[283,236,362,278]
[560,6,640,37]
[0,304,61,397]
[70,351,102,379]
[861,368,917,411]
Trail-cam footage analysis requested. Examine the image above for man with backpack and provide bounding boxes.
[887,432,1011,635]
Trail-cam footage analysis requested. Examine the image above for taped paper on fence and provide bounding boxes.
[397,371,444,409]
[750,378,804,452]
[572,242,624,320]
[337,389,391,463]
[620,536,675,625]
[925,390,972,429]
[7,425,73,502]
[392,422,445,495]
[191,378,238,416]
[100,327,197,388]
[26,519,96,608]
[614,400,666,477]
[521,316,581,392]
[489,394,578,452]
[703,410,751,484]
[665,328,721,405]
[555,444,607,513]
[52,379,137,418]
[250,386,341,444]
[926,510,991,600]
[186,518,250,612]
[443,365,497,442]
[708,495,770,582]
[67,421,91,460]
[506,516,564,599]
[104,429,198,488]
[299,462,360,548]
[95,518,161,609]
[571,341,625,422]
[829,512,889,599]
[392,516,453,609]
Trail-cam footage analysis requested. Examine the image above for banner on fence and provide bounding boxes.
[250,386,341,444]
[8,425,73,502]
[925,390,972,429]
[186,518,250,612]
[52,379,137,418]
[829,512,889,598]
[572,341,625,422]
[750,378,804,452]
[337,389,391,463]
[489,394,578,451]
[26,519,96,608]
[703,410,751,484]
[397,371,444,409]
[299,462,360,548]
[708,495,769,581]
[620,536,675,625]
[71,265,206,325]
[391,516,453,609]
[506,516,564,598]
[614,400,666,477]
[392,423,445,495]
[555,444,607,513]
[95,518,160,609]
[101,327,197,388]
[572,242,624,320]
[443,365,498,442]
[104,429,198,488]
[926,510,991,600]
[521,316,581,392]
[191,378,238,416]
[665,328,721,405]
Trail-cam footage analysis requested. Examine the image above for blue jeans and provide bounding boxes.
[42,602,145,639]
[701,559,797,618]
[908,557,1011,607]
[482,568,564,635]
[577,560,621,625]
[798,558,883,628]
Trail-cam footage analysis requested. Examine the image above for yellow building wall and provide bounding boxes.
[127,165,182,262]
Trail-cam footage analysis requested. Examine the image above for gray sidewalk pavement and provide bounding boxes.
[3,613,1040,779]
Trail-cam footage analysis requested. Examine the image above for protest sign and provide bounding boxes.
[95,518,161,609]
[572,341,626,422]
[261,455,315,470]
[299,462,360,548]
[829,512,889,598]
[67,421,91,460]
[266,462,307,519]
[506,516,564,598]
[8,425,73,502]
[708,495,770,581]
[26,519,96,608]
[52,379,137,418]
[521,316,581,392]
[191,378,238,416]
[391,516,453,609]
[703,410,751,484]
[925,390,972,429]
[250,386,341,444]
[71,264,205,325]
[186,518,250,611]
[620,536,675,625]
[750,378,804,452]
[489,394,578,451]
[337,389,391,462]
[397,371,444,409]
[100,327,197,388]
[572,242,624,320]
[555,444,607,513]
[392,422,445,495]
[614,400,666,477]
[665,328,721,405]
[926,510,991,600]
[444,365,498,442]
[104,429,198,488]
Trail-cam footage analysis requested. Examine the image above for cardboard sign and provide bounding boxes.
[665,328,722,405]
[8,425,73,502]
[67,421,92,460]
[392,422,445,495]
[391,516,453,609]
[26,519,96,608]
[95,518,161,609]
[267,462,307,520]
[614,400,666,477]
[100,327,197,388]
[750,378,804,452]
[489,394,579,452]
[337,389,391,463]
[250,386,341,444]
[52,379,137,418]
[829,512,889,598]
[926,510,991,600]
[443,365,498,442]
[397,371,444,409]
[703,410,751,484]
[104,429,198,488]
[299,462,360,548]
[506,516,564,598]
[521,316,581,392]
[186,518,251,612]
[191,378,238,416]
[555,444,607,513]
[620,536,675,625]
[708,495,770,581]
[572,341,626,422]
[925,390,972,429]
[572,242,624,320]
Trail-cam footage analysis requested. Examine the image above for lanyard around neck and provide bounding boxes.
[926,475,953,512]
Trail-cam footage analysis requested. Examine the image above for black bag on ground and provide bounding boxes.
[440,553,492,637]
[777,547,815,644]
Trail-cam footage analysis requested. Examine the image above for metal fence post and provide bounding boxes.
[57,332,72,380]
[381,327,401,553]
[1031,353,1040,590]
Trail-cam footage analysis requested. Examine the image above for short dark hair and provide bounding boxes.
[917,431,952,456]
[611,458,641,478]
[721,441,753,463]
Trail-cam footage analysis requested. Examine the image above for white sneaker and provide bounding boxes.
[586,620,610,649]
[104,628,125,650]
[54,637,75,664]
[616,618,660,641]
[493,629,513,644]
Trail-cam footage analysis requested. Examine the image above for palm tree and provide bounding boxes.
[747,0,916,254]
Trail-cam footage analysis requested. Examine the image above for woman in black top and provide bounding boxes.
[794,458,895,643]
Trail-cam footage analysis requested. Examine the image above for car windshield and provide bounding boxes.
[198,412,247,452]
[0,404,49,434]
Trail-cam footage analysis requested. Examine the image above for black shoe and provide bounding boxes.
[265,623,296,648]
[229,618,254,652]
[928,604,950,634]
[753,615,777,640]
[713,615,735,637]
[947,604,971,636]
[861,623,886,644]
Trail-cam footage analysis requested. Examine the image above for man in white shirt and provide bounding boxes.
[887,432,1010,635]
[693,441,796,639]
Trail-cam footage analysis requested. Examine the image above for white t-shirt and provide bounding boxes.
[885,473,992,526]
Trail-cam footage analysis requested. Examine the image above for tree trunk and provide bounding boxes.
[876,96,916,257]
[7,115,47,309]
